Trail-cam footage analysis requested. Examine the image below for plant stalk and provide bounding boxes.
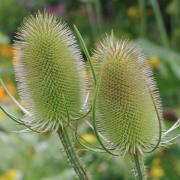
[171,0,180,50]
[150,0,170,48]
[73,25,97,87]
[138,0,146,37]
[132,151,144,180]
[86,1,97,39]
[57,127,88,180]
[94,0,103,33]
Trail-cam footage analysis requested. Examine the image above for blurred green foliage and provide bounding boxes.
[0,0,27,35]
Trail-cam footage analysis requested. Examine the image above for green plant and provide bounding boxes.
[73,28,180,179]
[0,11,179,180]
[150,0,170,48]
[91,35,162,179]
[1,12,89,180]
[0,0,27,34]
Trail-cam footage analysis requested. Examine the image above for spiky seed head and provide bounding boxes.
[92,35,162,155]
[14,12,86,133]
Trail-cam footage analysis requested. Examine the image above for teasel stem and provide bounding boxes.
[74,25,97,87]
[86,1,97,39]
[57,126,88,180]
[171,0,180,50]
[150,0,170,48]
[138,0,146,37]
[94,0,103,33]
[132,150,144,180]
[131,149,146,180]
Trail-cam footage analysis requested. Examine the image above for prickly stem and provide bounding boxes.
[132,151,145,180]
[57,127,89,180]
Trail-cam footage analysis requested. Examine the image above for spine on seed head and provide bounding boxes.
[92,34,162,155]
[14,12,86,133]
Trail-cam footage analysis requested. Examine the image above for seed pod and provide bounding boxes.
[92,35,162,155]
[14,12,86,132]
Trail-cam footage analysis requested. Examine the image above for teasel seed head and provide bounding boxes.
[92,35,162,156]
[14,12,86,133]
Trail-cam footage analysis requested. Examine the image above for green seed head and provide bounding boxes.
[14,12,86,132]
[93,35,162,155]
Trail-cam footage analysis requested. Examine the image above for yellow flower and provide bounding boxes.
[128,6,140,20]
[6,83,16,96]
[0,169,18,180]
[148,56,160,69]
[149,158,165,179]
[81,133,96,143]
[0,82,16,101]
[0,85,8,101]
[150,165,164,178]
[0,45,14,58]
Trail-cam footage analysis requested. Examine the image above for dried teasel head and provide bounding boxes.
[13,12,86,133]
[92,35,162,156]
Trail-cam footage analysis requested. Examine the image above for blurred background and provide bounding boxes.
[0,0,180,179]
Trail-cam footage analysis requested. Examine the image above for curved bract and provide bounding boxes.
[92,35,162,155]
[14,12,86,133]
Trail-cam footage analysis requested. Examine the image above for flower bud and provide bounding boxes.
[92,35,162,155]
[14,12,86,132]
